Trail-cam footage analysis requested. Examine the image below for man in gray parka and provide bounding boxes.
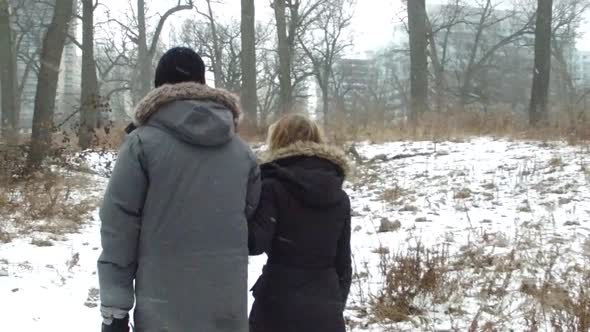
[98,47,260,332]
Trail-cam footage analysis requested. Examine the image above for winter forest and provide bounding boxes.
[1,0,590,331]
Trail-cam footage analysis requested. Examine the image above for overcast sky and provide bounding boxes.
[99,0,590,55]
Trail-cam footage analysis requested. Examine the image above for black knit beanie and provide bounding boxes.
[154,47,206,88]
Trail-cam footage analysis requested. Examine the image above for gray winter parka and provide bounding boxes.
[98,82,260,332]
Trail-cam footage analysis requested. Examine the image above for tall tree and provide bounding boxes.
[425,0,464,112]
[11,0,51,116]
[179,18,242,92]
[454,0,534,108]
[197,0,223,88]
[0,0,19,143]
[28,0,75,168]
[274,0,292,114]
[78,0,100,149]
[299,0,353,125]
[254,22,279,124]
[529,0,553,126]
[241,0,257,129]
[407,0,428,123]
[130,0,193,102]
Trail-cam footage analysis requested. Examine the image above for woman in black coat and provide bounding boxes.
[248,114,352,332]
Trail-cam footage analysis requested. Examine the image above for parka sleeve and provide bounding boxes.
[247,179,278,256]
[98,133,148,314]
[245,162,261,219]
[335,195,353,305]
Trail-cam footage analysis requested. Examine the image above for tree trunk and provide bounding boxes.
[0,0,19,144]
[78,0,100,149]
[240,0,257,130]
[322,86,329,126]
[206,0,224,88]
[529,0,553,127]
[133,0,193,102]
[428,22,451,113]
[408,0,428,123]
[274,0,292,114]
[28,0,74,168]
[133,0,152,103]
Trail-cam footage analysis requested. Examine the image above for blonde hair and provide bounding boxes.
[267,114,325,151]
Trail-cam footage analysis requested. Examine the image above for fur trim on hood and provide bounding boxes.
[263,141,350,177]
[132,82,242,126]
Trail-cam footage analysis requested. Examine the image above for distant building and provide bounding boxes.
[338,58,375,105]
[11,0,81,129]
[574,51,590,88]
[316,53,406,122]
[315,57,374,117]
[387,3,581,111]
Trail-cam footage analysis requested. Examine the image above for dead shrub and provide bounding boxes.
[0,225,11,243]
[0,161,99,237]
[520,265,590,332]
[93,121,128,150]
[377,218,401,233]
[371,243,455,322]
[381,184,406,203]
[31,238,54,247]
[371,246,390,255]
[454,187,473,199]
[549,156,564,168]
[18,174,97,232]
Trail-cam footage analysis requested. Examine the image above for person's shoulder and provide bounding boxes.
[228,136,258,162]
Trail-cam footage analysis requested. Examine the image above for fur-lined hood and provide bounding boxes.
[132,82,242,126]
[263,141,350,177]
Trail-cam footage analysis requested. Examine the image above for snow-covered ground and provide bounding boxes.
[1,138,589,331]
[345,138,590,331]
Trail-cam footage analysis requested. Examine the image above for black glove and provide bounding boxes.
[102,315,129,332]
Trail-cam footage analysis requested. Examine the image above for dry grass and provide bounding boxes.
[377,218,401,233]
[0,225,11,243]
[363,223,590,330]
[371,242,456,323]
[92,121,128,150]
[53,121,129,151]
[549,156,565,168]
[0,171,99,236]
[381,184,407,203]
[454,187,473,199]
[323,109,590,144]
[0,144,100,238]
[31,238,54,247]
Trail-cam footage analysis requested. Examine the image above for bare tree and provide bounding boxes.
[28,0,75,168]
[454,1,534,107]
[529,0,553,126]
[78,0,100,149]
[426,0,466,112]
[299,0,354,125]
[407,0,428,122]
[118,0,194,102]
[179,17,241,91]
[272,0,329,114]
[7,0,50,121]
[95,22,134,103]
[241,0,257,129]
[255,21,280,124]
[195,0,224,88]
[273,0,292,114]
[0,0,18,143]
[549,0,590,127]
